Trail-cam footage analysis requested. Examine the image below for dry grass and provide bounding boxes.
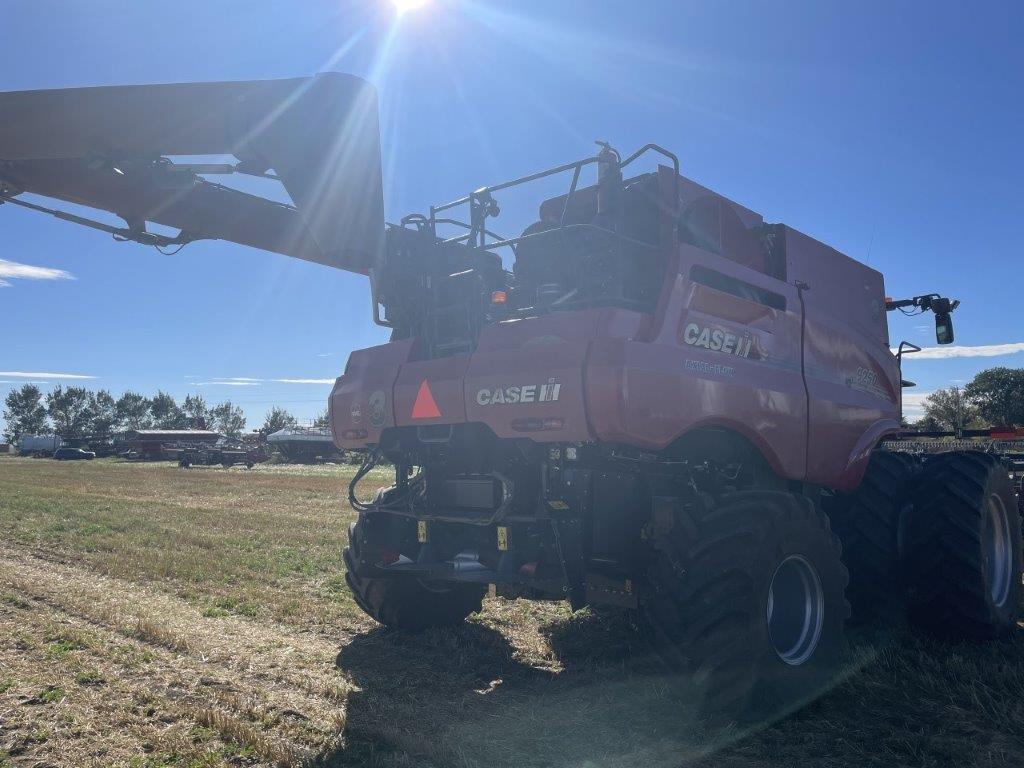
[1,454,1023,767]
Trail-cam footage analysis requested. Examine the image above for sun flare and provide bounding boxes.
[393,0,430,17]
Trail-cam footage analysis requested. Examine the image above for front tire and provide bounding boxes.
[641,491,849,721]
[903,451,1022,638]
[343,517,486,631]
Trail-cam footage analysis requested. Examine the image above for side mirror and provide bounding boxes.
[935,312,954,345]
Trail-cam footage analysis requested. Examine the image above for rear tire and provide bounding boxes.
[641,491,849,721]
[343,517,486,631]
[903,451,1022,638]
[824,450,918,625]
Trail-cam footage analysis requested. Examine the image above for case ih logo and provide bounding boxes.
[683,322,754,358]
[476,379,561,406]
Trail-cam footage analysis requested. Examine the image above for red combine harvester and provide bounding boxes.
[2,74,1018,719]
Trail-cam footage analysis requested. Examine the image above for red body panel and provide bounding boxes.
[329,339,413,444]
[786,227,900,490]
[465,313,606,442]
[330,170,900,491]
[395,357,470,428]
[585,241,808,480]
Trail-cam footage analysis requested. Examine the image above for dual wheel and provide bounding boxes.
[827,450,1022,637]
[642,450,1022,720]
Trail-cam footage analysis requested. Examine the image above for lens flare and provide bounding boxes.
[393,0,429,16]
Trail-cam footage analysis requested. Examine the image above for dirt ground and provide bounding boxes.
[2,456,1024,768]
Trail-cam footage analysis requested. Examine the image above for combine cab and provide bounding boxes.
[3,74,1019,722]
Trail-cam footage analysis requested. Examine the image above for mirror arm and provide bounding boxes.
[896,340,922,366]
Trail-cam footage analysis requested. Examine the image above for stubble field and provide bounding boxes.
[1,455,1023,767]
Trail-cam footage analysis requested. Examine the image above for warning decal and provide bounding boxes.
[411,380,441,419]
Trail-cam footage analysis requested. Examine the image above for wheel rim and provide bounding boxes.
[986,493,1013,608]
[766,555,824,666]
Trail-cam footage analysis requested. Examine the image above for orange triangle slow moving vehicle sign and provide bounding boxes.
[411,380,442,419]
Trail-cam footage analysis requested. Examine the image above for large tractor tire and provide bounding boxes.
[343,518,486,631]
[824,450,918,625]
[903,451,1022,638]
[641,490,849,721]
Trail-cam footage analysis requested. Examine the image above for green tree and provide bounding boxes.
[2,384,49,443]
[149,391,184,429]
[921,386,978,432]
[182,394,214,430]
[911,414,942,432]
[86,390,119,438]
[211,401,246,438]
[115,391,152,431]
[965,367,1024,427]
[46,386,93,438]
[259,406,296,437]
[313,409,331,428]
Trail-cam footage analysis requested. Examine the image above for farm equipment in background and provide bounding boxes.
[118,429,221,461]
[3,72,1019,723]
[61,435,120,457]
[266,426,345,463]
[168,441,266,469]
[17,434,64,457]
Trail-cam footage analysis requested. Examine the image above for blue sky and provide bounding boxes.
[1,0,1021,429]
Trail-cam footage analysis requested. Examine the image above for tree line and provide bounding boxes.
[2,384,332,444]
[1,385,248,442]
[910,367,1024,431]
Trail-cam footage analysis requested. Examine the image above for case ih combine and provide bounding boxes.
[2,73,1019,719]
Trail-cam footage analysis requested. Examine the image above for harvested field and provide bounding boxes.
[1,455,1023,767]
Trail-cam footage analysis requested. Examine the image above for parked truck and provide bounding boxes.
[2,74,1018,721]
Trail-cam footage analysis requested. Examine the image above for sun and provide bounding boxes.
[393,0,430,16]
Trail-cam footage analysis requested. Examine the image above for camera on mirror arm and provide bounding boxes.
[885,293,960,345]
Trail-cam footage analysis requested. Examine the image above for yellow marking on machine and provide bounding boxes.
[497,526,508,551]
[417,520,428,543]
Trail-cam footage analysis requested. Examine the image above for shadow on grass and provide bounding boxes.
[325,609,728,768]
[322,607,1024,768]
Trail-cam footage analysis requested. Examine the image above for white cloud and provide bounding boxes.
[901,391,933,419]
[0,371,96,380]
[316,352,336,358]
[893,342,1024,360]
[189,376,335,386]
[0,279,10,288]
[0,259,74,283]
[191,376,264,386]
